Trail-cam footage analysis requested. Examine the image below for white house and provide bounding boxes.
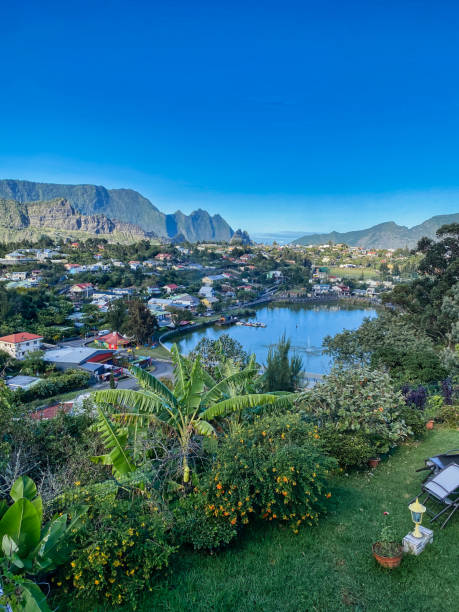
[0,332,43,360]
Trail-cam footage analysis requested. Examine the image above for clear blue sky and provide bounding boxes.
[1,0,459,233]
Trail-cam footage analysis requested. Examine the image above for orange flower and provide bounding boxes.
[216,483,222,490]
[230,518,237,525]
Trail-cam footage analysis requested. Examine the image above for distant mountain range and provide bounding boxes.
[293,214,459,249]
[0,179,237,243]
[0,197,150,243]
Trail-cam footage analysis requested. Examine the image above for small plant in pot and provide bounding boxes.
[372,513,403,568]
[424,395,443,430]
[368,457,381,469]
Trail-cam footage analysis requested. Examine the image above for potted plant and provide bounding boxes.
[424,395,443,430]
[372,514,403,568]
[368,457,381,469]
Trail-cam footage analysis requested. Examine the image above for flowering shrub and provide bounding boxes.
[203,413,336,533]
[299,366,409,454]
[402,384,427,410]
[172,492,237,550]
[53,485,176,609]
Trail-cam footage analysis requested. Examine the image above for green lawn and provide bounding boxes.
[146,428,459,612]
[329,266,381,280]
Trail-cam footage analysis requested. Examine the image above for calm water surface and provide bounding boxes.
[166,303,376,374]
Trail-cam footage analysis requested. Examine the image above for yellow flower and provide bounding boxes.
[71,561,76,568]
[74,481,81,486]
[94,579,100,585]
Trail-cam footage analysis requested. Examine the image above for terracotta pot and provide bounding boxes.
[426,419,434,430]
[368,457,381,468]
[372,543,403,568]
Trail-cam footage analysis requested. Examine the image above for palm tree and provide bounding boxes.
[93,344,292,483]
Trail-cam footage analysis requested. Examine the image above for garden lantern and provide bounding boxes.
[408,497,426,538]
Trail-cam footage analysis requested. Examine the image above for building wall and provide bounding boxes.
[0,338,41,360]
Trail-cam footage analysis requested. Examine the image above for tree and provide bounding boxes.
[323,311,447,384]
[124,299,158,344]
[106,299,127,332]
[262,334,303,392]
[20,351,47,376]
[94,345,292,483]
[385,223,459,343]
[189,334,250,377]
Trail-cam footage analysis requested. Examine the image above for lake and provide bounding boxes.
[165,303,376,374]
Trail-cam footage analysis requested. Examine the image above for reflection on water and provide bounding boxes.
[166,303,376,375]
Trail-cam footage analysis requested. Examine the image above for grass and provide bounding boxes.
[145,428,459,612]
[328,266,381,280]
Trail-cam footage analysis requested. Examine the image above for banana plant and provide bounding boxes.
[0,476,88,611]
[94,344,293,483]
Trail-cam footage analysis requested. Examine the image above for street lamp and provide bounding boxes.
[408,497,426,538]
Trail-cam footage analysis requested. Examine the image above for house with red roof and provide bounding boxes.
[70,282,94,298]
[95,331,131,350]
[0,332,43,360]
[163,283,180,294]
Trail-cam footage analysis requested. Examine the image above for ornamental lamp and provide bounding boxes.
[408,497,426,538]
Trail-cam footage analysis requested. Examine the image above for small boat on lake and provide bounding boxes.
[216,315,239,326]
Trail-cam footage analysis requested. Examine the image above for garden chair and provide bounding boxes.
[412,463,459,529]
[416,449,459,481]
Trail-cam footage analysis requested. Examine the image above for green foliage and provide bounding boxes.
[0,476,87,612]
[398,406,426,439]
[94,348,292,483]
[203,413,336,532]
[324,311,447,384]
[262,334,303,392]
[172,493,237,550]
[374,514,401,557]
[439,403,459,428]
[15,369,91,403]
[124,299,158,344]
[385,224,459,344]
[299,366,409,454]
[56,492,175,609]
[106,298,128,332]
[425,394,444,421]
[189,334,250,377]
[90,405,136,477]
[319,427,373,469]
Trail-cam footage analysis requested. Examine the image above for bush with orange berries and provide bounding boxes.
[203,413,336,532]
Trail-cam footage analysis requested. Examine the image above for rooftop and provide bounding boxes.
[0,332,43,344]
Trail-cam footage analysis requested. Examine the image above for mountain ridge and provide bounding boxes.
[0,179,235,242]
[0,197,150,243]
[293,214,459,248]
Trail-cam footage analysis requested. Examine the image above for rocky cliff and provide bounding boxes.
[0,179,235,242]
[0,197,149,243]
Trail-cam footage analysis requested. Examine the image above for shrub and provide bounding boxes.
[320,427,373,469]
[399,406,426,439]
[402,385,427,410]
[439,403,459,428]
[54,484,176,609]
[203,413,336,533]
[299,366,409,454]
[16,369,91,403]
[172,492,237,550]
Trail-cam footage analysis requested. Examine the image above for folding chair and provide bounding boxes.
[413,463,459,529]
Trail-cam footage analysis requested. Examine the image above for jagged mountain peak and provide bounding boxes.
[0,179,237,243]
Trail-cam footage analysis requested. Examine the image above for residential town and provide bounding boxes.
[0,236,420,420]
